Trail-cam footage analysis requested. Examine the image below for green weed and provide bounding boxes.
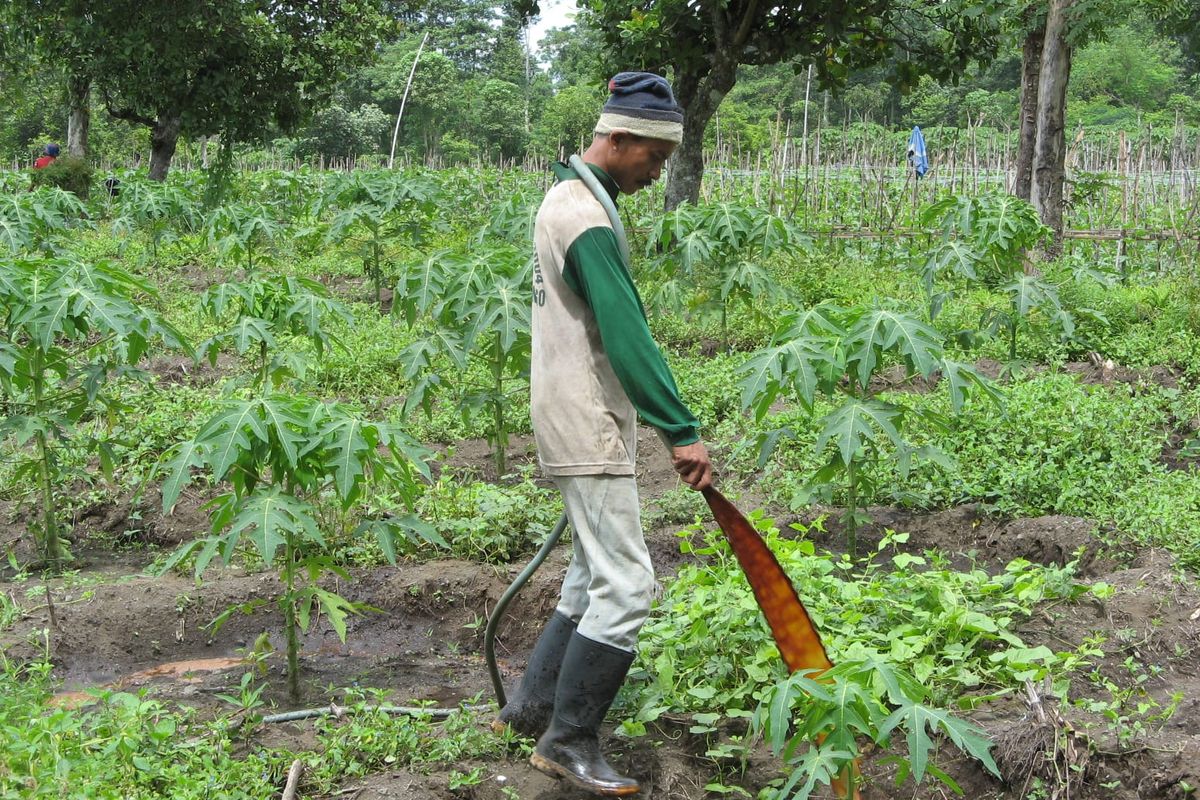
[0,657,507,799]
[411,468,562,563]
[625,515,1100,797]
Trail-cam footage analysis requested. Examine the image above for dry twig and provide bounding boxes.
[281,758,304,800]
[994,678,1091,800]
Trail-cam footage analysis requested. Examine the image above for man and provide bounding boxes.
[495,72,712,796]
[33,143,59,169]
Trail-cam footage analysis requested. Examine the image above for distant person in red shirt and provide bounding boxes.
[33,143,60,169]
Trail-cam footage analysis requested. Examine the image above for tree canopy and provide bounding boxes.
[2,0,1200,171]
[568,0,1008,207]
[5,0,392,178]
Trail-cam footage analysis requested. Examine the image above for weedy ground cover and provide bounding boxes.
[749,372,1200,568]
[628,516,1108,796]
[0,658,512,799]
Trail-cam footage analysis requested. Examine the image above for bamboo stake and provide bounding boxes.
[388,32,429,170]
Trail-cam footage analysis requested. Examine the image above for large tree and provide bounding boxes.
[538,23,604,87]
[357,37,463,158]
[1012,0,1126,244]
[391,0,500,74]
[1029,0,1073,247]
[540,0,1006,209]
[7,0,390,179]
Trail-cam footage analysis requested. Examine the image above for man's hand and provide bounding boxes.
[672,441,713,491]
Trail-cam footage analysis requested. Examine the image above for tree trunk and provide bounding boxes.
[664,60,738,211]
[1014,23,1044,200]
[1031,0,1073,250]
[66,74,90,159]
[148,115,182,181]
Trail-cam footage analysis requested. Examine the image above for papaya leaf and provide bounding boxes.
[160,440,205,511]
[196,400,267,483]
[878,701,1000,782]
[227,489,321,566]
[816,398,904,467]
[940,360,1004,413]
[322,414,370,505]
[257,396,305,471]
[845,307,942,386]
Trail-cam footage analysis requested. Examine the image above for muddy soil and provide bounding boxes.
[792,503,1123,577]
[2,436,1198,799]
[147,350,241,388]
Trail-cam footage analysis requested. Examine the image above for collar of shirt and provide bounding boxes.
[551,160,619,204]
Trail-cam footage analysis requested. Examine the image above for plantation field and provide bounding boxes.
[1,165,1199,800]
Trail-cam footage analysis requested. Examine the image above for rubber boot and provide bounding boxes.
[530,632,640,796]
[492,612,576,738]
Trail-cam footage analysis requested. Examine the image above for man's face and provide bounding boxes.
[609,133,677,194]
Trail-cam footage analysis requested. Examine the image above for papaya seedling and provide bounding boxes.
[0,255,191,570]
[477,187,541,244]
[110,179,202,263]
[649,201,809,351]
[741,303,1001,558]
[158,394,440,701]
[0,188,88,255]
[322,170,439,309]
[198,274,352,391]
[917,193,1104,363]
[205,201,286,274]
[393,243,530,475]
[756,658,999,799]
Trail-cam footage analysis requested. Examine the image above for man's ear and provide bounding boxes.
[608,130,630,151]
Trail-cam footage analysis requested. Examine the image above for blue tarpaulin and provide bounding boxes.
[907,126,928,178]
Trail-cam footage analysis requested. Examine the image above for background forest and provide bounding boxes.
[3,0,1199,172]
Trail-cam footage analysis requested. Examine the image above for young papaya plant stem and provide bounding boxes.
[845,458,858,560]
[491,334,506,476]
[31,352,62,571]
[284,526,300,702]
[259,340,269,392]
[371,230,383,309]
[721,300,729,353]
[830,759,861,799]
[47,333,117,369]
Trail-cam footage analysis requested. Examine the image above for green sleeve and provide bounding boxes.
[562,227,700,446]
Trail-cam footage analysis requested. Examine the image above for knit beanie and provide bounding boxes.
[594,72,683,144]
[45,143,60,157]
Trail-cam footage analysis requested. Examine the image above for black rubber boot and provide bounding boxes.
[530,632,640,796]
[493,612,576,738]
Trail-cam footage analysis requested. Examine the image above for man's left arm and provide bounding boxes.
[564,227,699,447]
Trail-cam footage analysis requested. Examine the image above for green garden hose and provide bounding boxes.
[568,154,631,266]
[484,512,569,708]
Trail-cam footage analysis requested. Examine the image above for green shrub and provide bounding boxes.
[413,469,562,563]
[29,155,94,198]
[918,373,1167,513]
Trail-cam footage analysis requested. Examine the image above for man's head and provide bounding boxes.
[589,72,682,194]
[44,143,60,157]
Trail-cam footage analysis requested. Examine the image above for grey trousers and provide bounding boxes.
[552,474,655,652]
